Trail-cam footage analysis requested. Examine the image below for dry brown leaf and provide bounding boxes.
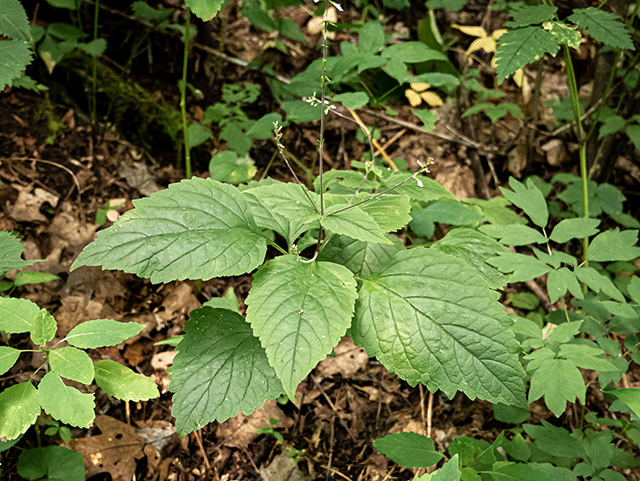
[216,399,292,448]
[316,336,369,378]
[260,453,311,481]
[10,187,59,222]
[68,415,144,481]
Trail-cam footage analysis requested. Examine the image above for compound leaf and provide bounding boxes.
[0,230,38,275]
[29,309,57,346]
[524,420,585,458]
[588,229,640,263]
[64,319,144,349]
[373,432,444,468]
[546,267,583,304]
[318,234,404,277]
[487,253,551,283]
[246,256,357,399]
[49,347,94,384]
[37,372,94,428]
[549,217,600,243]
[352,248,527,407]
[558,344,619,372]
[169,308,283,437]
[73,178,267,283]
[478,224,547,246]
[0,382,40,441]
[575,267,624,302]
[568,7,634,50]
[0,346,20,376]
[495,26,559,84]
[94,360,159,402]
[607,388,640,419]
[528,359,585,417]
[505,5,557,28]
[0,297,40,334]
[500,177,549,228]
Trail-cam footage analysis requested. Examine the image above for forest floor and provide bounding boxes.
[1,1,640,480]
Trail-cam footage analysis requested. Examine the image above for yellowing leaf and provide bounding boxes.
[410,82,430,92]
[492,29,508,40]
[466,36,497,60]
[419,91,443,107]
[405,89,423,107]
[452,24,488,38]
[512,68,524,87]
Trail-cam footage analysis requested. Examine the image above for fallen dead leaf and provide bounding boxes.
[260,453,311,481]
[10,187,59,222]
[216,399,293,448]
[119,160,162,197]
[316,336,369,378]
[151,350,177,371]
[68,415,144,481]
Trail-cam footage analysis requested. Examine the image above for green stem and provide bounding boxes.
[91,0,100,130]
[181,6,191,178]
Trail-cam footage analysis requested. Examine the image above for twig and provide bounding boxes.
[375,128,407,158]
[194,429,212,472]
[319,465,353,481]
[346,108,398,171]
[418,383,426,435]
[427,391,434,440]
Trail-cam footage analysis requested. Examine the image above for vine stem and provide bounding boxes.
[180,6,191,178]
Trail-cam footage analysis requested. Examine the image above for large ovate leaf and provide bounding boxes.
[318,234,404,277]
[246,256,357,399]
[380,172,456,203]
[169,308,284,437]
[0,0,31,41]
[0,346,20,376]
[373,432,444,468]
[17,446,85,481]
[185,0,224,21]
[37,372,95,428]
[323,205,391,244]
[49,347,94,384]
[0,39,33,91]
[72,178,267,283]
[495,26,559,84]
[0,297,40,334]
[352,248,527,407]
[430,228,510,289]
[326,193,412,233]
[94,360,159,402]
[244,182,320,226]
[0,230,38,275]
[0,382,40,441]
[64,319,144,349]
[568,7,634,50]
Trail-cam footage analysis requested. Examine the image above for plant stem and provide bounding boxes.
[180,6,191,178]
[319,0,330,216]
[91,0,100,130]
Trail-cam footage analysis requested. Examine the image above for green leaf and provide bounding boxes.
[421,202,485,226]
[318,234,404,277]
[598,115,626,139]
[546,267,583,304]
[282,100,322,122]
[94,360,159,402]
[568,7,634,50]
[463,197,527,225]
[487,462,573,481]
[245,113,282,140]
[246,256,357,399]
[209,150,257,184]
[607,387,640,419]
[381,172,456,202]
[486,253,551,283]
[131,2,171,21]
[0,382,40,441]
[544,21,582,49]
[381,42,449,63]
[17,446,85,481]
[0,297,40,334]
[627,124,640,151]
[575,267,624,302]
[528,358,585,417]
[37,372,94,428]
[588,229,640,262]
[352,194,412,232]
[187,123,210,149]
[0,39,33,91]
[275,18,305,43]
[478,224,547,246]
[185,0,224,21]
[221,122,252,157]
[417,455,461,481]
[412,109,438,131]
[373,432,445,468]
[0,347,20,376]
[332,92,370,110]
[65,319,144,349]
[0,231,37,275]
[524,420,585,458]
[203,287,239,313]
[506,5,557,27]
[323,205,391,244]
[13,271,60,287]
[49,347,94,384]
[245,182,320,225]
[76,38,107,57]
[72,178,267,283]
[30,309,57,346]
[353,248,527,407]
[500,177,549,228]
[549,217,600,243]
[628,275,640,304]
[359,21,385,55]
[558,344,618,372]
[462,103,522,123]
[431,228,510,289]
[169,308,283,436]
[383,57,408,84]
[0,0,31,41]
[495,26,559,84]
